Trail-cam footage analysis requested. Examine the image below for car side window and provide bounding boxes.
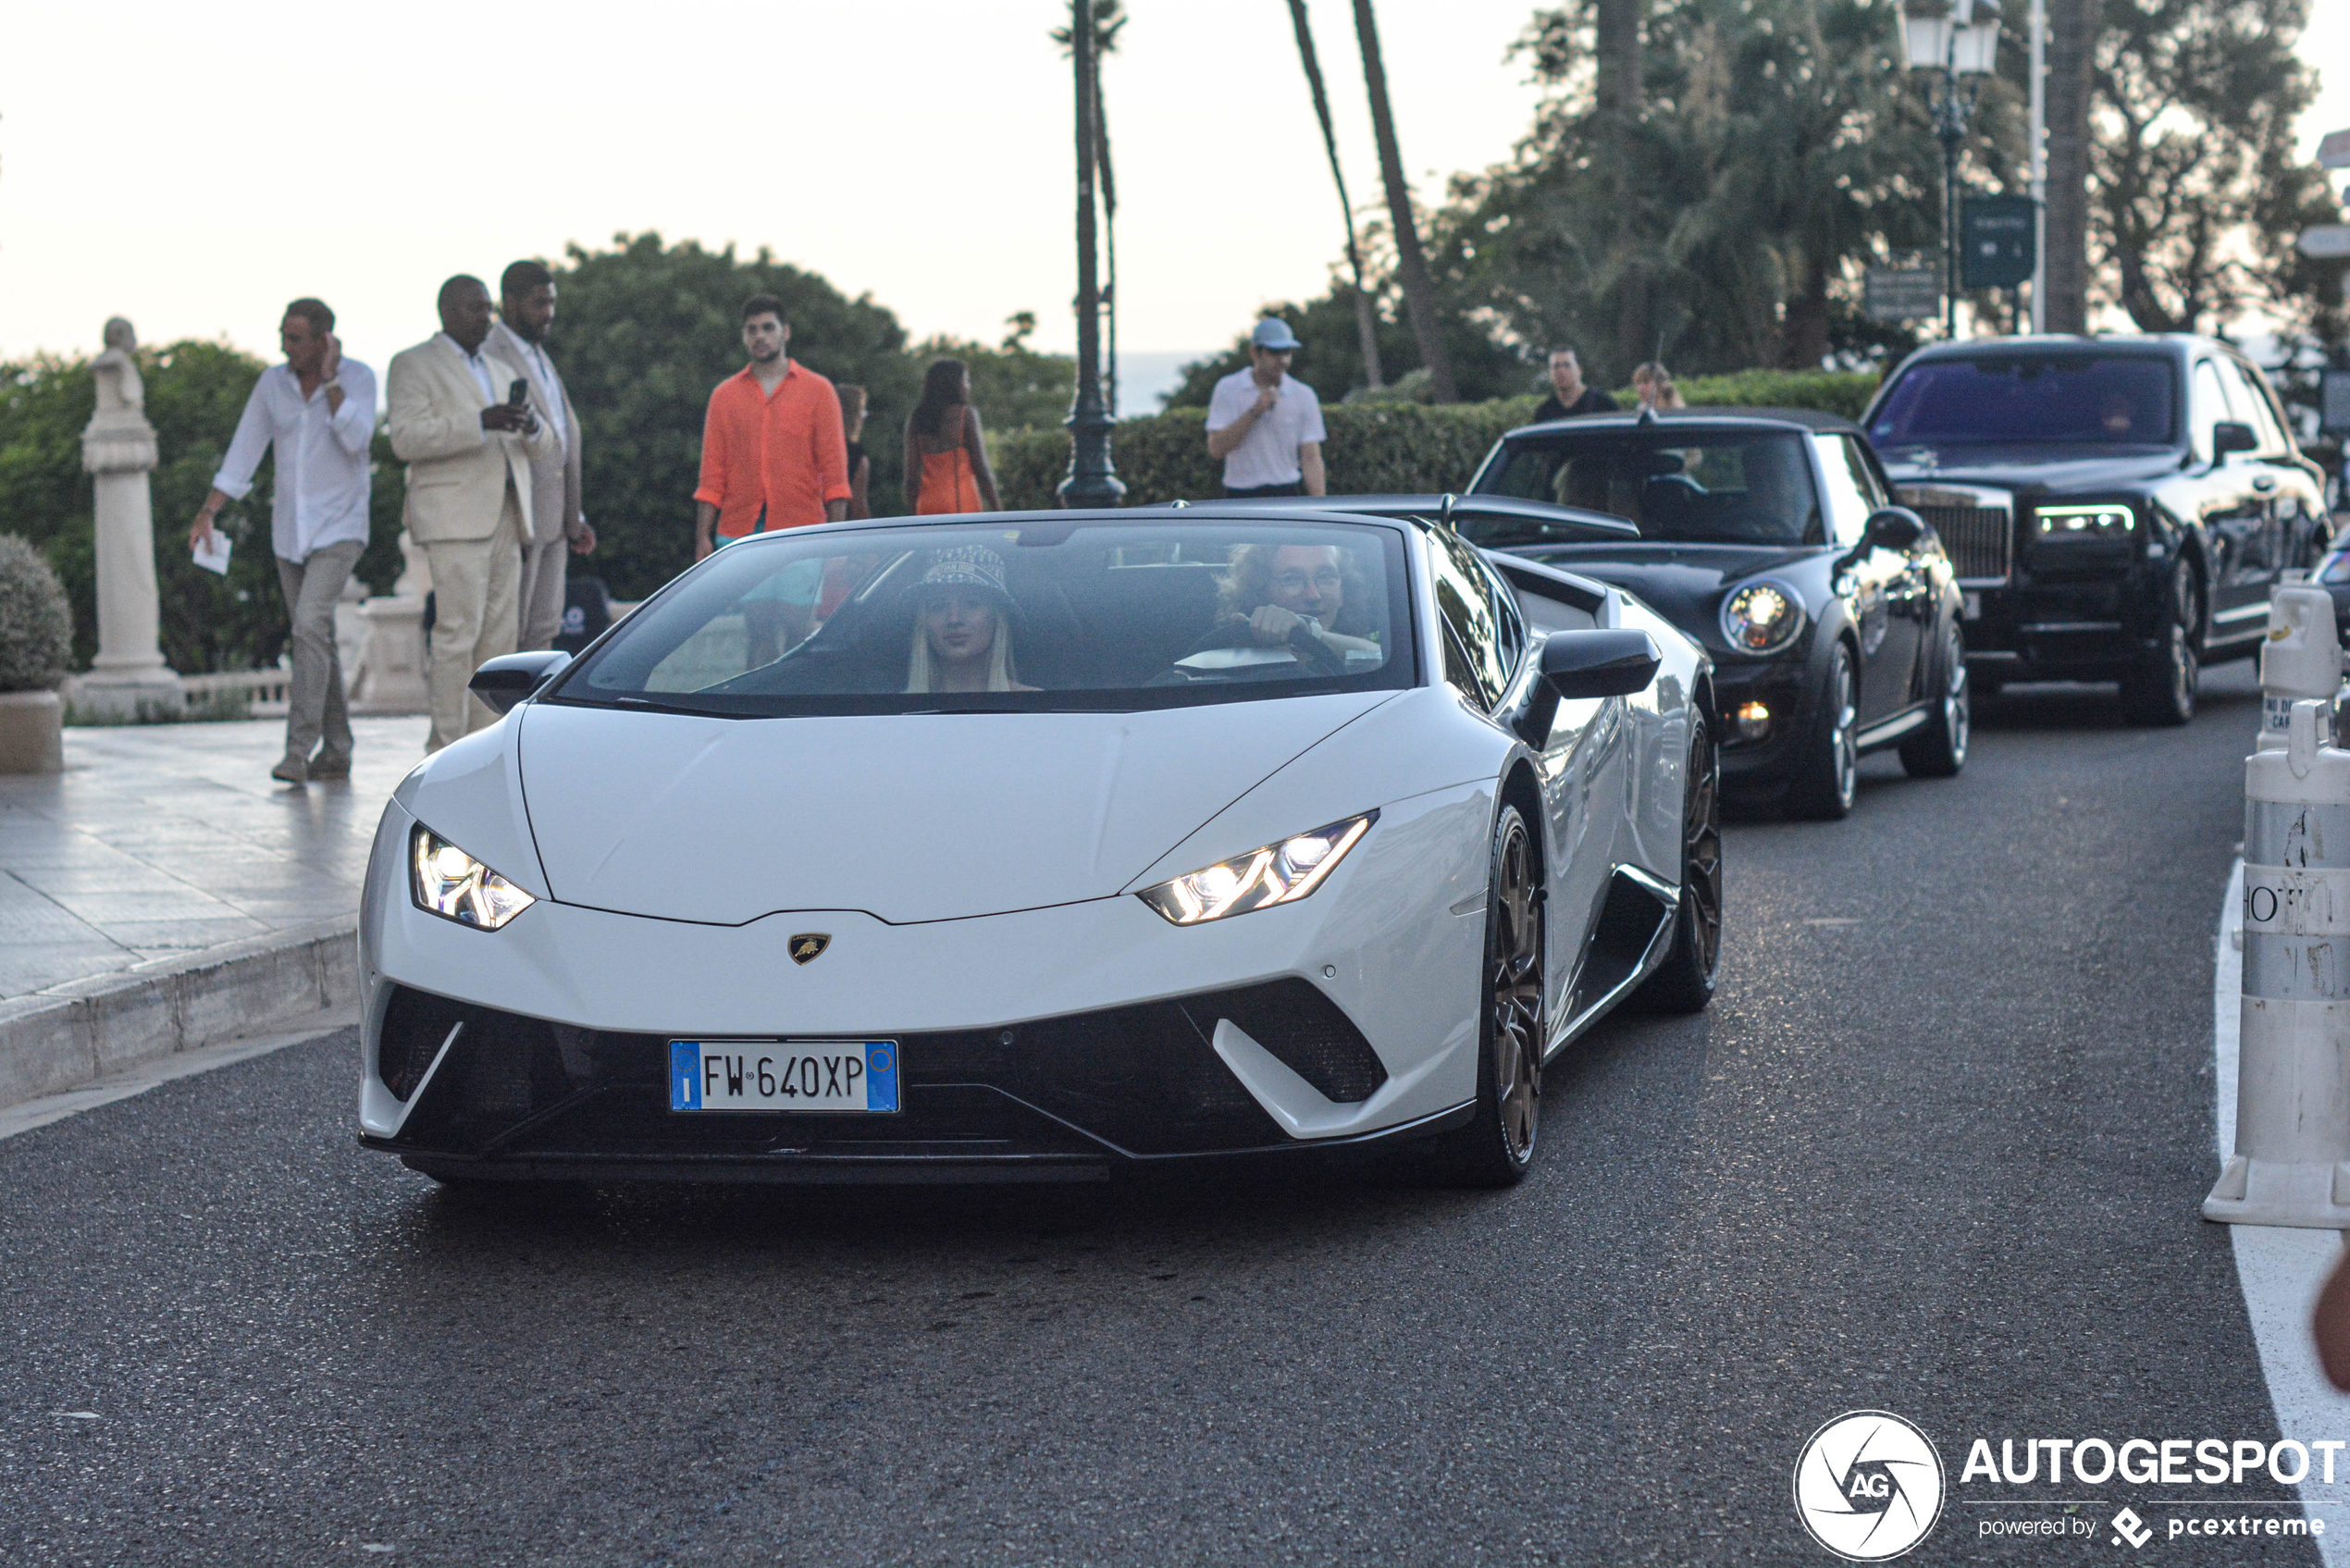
[1428,529,1509,710]
[1812,434,1874,547]
[2191,360,2231,463]
[2226,361,2291,457]
[1479,556,1528,687]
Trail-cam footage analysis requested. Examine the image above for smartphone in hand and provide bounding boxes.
[507,379,528,407]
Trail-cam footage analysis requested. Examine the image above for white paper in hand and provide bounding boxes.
[192,529,232,575]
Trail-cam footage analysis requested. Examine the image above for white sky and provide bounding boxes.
[0,0,2341,382]
[0,0,1551,382]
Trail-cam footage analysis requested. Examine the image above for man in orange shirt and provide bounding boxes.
[693,294,851,561]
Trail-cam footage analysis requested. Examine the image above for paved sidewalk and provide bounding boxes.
[0,717,426,1001]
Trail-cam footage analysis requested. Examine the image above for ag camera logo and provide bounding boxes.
[1794,1411,1946,1561]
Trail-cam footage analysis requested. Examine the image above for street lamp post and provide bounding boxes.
[1903,0,2004,340]
[1058,0,1125,510]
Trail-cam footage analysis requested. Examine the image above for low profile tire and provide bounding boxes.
[1899,619,1970,779]
[2119,561,2199,728]
[1636,719,1722,1014]
[1430,803,1546,1188]
[1785,642,1859,821]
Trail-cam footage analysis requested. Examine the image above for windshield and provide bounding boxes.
[1472,429,1823,546]
[1869,354,2179,448]
[549,519,1415,717]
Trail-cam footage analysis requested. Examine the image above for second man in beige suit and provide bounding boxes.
[487,260,596,651]
[389,274,556,752]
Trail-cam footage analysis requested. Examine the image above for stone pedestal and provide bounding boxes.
[75,340,181,722]
[350,597,429,714]
[0,692,65,773]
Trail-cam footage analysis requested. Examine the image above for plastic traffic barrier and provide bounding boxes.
[2257,586,2341,751]
[2207,699,2350,1227]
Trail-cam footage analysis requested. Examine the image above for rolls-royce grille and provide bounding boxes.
[1915,505,2013,584]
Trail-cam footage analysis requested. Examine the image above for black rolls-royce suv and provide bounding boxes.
[1867,335,2331,724]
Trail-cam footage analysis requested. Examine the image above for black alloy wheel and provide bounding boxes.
[1432,803,1546,1187]
[1636,718,1722,1014]
[1786,642,1859,821]
[2119,558,2200,727]
[1899,618,1970,778]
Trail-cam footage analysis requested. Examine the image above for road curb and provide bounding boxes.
[0,917,358,1110]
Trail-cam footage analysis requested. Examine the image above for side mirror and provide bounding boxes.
[1514,629,1662,744]
[1862,506,1926,552]
[470,649,572,716]
[2213,421,2258,462]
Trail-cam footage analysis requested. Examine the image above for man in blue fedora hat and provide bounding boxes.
[1205,318,1327,498]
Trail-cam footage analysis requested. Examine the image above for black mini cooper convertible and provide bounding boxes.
[1460,408,1970,820]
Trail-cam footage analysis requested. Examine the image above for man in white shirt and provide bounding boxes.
[1206,318,1328,497]
[189,299,375,785]
[487,260,596,652]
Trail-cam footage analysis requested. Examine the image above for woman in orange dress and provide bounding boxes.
[904,358,1002,515]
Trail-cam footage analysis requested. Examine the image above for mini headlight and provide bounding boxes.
[1719,579,1806,656]
[410,824,537,930]
[2033,503,2134,541]
[1138,812,1377,925]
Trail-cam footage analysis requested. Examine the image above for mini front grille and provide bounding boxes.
[1915,505,2013,583]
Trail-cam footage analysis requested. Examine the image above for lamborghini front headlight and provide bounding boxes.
[410,824,537,931]
[1137,812,1378,925]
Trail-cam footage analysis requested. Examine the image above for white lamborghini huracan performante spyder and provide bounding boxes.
[356,504,1718,1188]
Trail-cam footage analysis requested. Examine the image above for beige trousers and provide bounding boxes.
[274,539,362,768]
[424,488,523,752]
[517,533,570,651]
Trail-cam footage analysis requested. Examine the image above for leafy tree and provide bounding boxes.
[546,232,920,598]
[1434,0,1960,382]
[2086,0,2334,337]
[0,340,402,674]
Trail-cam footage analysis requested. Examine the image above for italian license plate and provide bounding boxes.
[1962,592,1982,621]
[668,1041,900,1113]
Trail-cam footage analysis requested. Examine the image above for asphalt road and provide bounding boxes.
[0,662,2309,1566]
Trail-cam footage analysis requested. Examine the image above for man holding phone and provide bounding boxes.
[488,260,596,652]
[388,274,555,752]
[190,298,375,784]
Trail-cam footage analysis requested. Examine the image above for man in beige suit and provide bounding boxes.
[389,275,556,751]
[487,260,596,650]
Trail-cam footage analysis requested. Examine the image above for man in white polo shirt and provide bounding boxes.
[1206,318,1328,498]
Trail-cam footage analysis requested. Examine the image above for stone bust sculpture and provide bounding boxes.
[91,317,143,415]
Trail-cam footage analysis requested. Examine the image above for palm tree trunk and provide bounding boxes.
[1351,0,1457,402]
[1286,0,1383,389]
[2043,0,2096,332]
[1596,0,1648,379]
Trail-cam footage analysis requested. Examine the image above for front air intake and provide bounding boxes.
[1185,979,1389,1104]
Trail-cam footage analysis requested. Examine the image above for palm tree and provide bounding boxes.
[1054,0,1128,414]
[1285,0,1383,389]
[1351,0,1457,401]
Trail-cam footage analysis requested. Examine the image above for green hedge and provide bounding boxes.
[989,370,1879,509]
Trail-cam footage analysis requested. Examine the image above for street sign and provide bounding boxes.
[2323,370,2350,438]
[1960,195,2037,290]
[2299,226,2350,260]
[2319,129,2350,170]
[1865,267,1941,323]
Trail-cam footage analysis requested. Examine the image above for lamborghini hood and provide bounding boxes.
[513,695,1396,925]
